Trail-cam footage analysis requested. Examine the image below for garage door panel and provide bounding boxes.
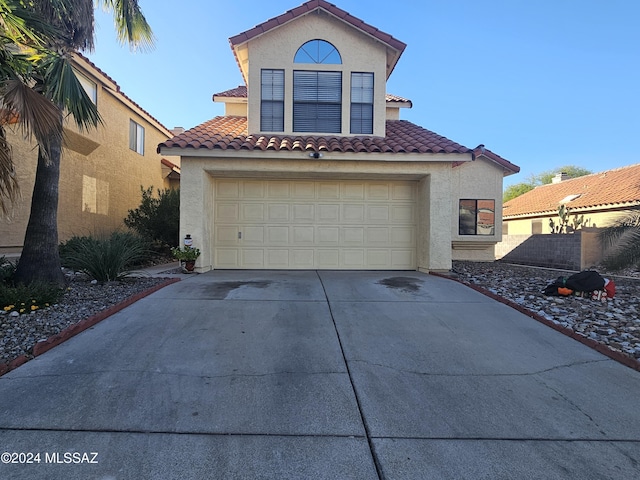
[214,179,416,270]
[217,180,240,198]
[343,204,365,222]
[293,204,315,221]
[216,248,239,267]
[216,203,239,221]
[267,249,289,267]
[243,226,265,244]
[318,204,340,222]
[268,204,290,221]
[292,249,315,268]
[317,249,340,268]
[292,226,314,244]
[368,184,390,200]
[343,227,365,244]
[242,204,264,221]
[318,227,340,244]
[242,181,265,198]
[268,182,290,198]
[267,226,289,243]
[367,205,390,222]
[391,205,415,223]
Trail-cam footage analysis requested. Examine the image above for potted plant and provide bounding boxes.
[171,246,201,272]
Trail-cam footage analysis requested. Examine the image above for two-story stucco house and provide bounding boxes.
[0,53,178,254]
[158,0,519,272]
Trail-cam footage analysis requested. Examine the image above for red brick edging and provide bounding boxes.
[0,278,180,377]
[430,271,640,373]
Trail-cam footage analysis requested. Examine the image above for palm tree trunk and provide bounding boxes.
[13,134,65,287]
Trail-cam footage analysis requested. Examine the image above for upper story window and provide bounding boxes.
[75,70,97,104]
[261,69,284,132]
[129,119,145,155]
[294,39,341,64]
[293,70,342,133]
[350,72,373,134]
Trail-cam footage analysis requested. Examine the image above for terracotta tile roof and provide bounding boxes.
[158,116,471,155]
[213,86,248,99]
[161,158,180,172]
[212,85,411,106]
[503,163,640,217]
[452,145,519,175]
[229,0,406,53]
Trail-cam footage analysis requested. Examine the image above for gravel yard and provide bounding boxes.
[2,262,640,372]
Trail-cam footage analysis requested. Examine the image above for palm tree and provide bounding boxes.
[0,0,153,286]
[599,210,640,271]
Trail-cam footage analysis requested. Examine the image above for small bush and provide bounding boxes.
[60,232,149,282]
[125,187,180,248]
[0,256,16,284]
[0,282,64,314]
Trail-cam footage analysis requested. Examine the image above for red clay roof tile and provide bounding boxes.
[158,116,471,156]
[503,163,640,216]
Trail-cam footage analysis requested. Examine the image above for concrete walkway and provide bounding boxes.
[0,270,639,479]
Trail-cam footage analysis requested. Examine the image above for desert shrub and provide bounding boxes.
[60,232,149,282]
[124,187,180,248]
[0,256,16,284]
[0,282,64,314]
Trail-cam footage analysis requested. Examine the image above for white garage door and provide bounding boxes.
[213,179,416,269]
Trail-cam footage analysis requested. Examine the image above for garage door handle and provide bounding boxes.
[238,231,242,239]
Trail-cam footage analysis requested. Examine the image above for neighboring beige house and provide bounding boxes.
[158,0,519,272]
[0,53,178,254]
[502,163,640,235]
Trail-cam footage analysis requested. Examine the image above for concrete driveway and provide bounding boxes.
[0,270,639,479]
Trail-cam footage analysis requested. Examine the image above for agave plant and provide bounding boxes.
[599,211,640,271]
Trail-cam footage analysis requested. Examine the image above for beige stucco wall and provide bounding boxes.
[450,157,504,261]
[0,62,173,251]
[245,10,388,137]
[176,153,463,272]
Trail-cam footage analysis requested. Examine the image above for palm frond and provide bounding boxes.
[599,211,640,270]
[30,0,94,51]
[40,53,101,130]
[98,0,154,51]
[1,75,62,149]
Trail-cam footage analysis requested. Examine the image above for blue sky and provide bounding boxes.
[86,0,640,188]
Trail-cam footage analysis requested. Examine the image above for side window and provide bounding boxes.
[75,70,97,104]
[351,72,373,134]
[129,120,145,155]
[261,69,284,132]
[459,199,495,235]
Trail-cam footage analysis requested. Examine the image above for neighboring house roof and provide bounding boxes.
[503,163,640,218]
[212,85,412,107]
[451,145,519,176]
[158,116,471,155]
[161,158,181,180]
[228,0,406,83]
[73,53,173,137]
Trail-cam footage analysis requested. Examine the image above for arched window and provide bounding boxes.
[294,39,341,64]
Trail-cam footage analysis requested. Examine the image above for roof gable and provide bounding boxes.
[503,163,640,217]
[228,0,406,83]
